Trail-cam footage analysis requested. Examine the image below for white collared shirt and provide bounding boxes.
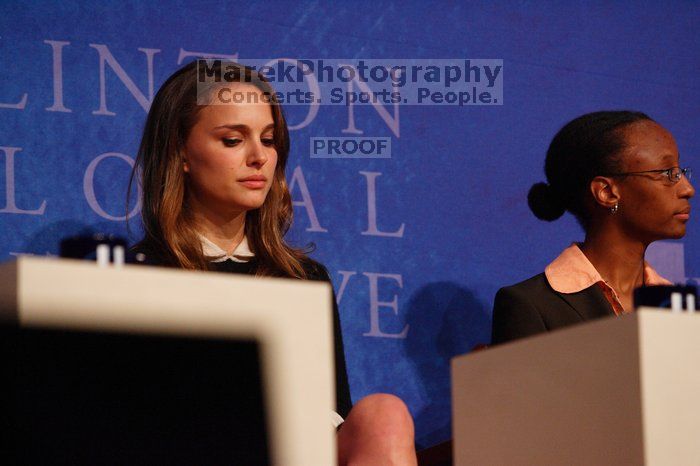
[199,235,255,263]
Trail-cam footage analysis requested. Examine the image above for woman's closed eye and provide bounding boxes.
[222,137,241,147]
[222,137,274,148]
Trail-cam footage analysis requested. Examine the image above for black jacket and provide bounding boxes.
[131,244,353,418]
[491,273,615,345]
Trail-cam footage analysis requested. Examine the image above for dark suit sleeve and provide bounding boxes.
[491,285,548,345]
[305,261,353,418]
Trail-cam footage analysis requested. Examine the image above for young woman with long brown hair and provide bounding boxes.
[130,60,417,465]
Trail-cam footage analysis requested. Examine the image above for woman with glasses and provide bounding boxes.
[492,110,694,345]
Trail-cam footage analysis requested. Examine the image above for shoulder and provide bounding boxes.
[300,258,332,282]
[495,273,554,302]
[493,273,556,318]
[491,273,554,345]
[492,272,612,345]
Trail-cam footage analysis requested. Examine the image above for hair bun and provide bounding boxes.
[527,182,566,221]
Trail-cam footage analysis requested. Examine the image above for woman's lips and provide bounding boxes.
[675,208,691,221]
[238,175,267,189]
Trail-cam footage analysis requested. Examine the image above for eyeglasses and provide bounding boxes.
[603,167,692,183]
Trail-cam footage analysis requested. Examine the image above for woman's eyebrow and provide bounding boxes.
[213,124,247,130]
[660,153,677,163]
[212,123,275,131]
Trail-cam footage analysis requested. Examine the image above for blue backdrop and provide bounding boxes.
[2,0,698,448]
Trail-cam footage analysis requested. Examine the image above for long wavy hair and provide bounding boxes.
[129,60,311,278]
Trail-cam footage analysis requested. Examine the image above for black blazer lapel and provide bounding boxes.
[556,285,615,322]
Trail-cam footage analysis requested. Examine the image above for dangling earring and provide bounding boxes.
[610,203,619,214]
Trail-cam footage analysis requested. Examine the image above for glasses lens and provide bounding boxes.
[684,168,692,181]
[670,167,682,182]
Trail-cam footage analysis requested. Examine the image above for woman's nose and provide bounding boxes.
[247,141,268,167]
[679,173,695,199]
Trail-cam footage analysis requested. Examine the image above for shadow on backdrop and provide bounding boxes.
[403,282,490,449]
[19,220,131,258]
